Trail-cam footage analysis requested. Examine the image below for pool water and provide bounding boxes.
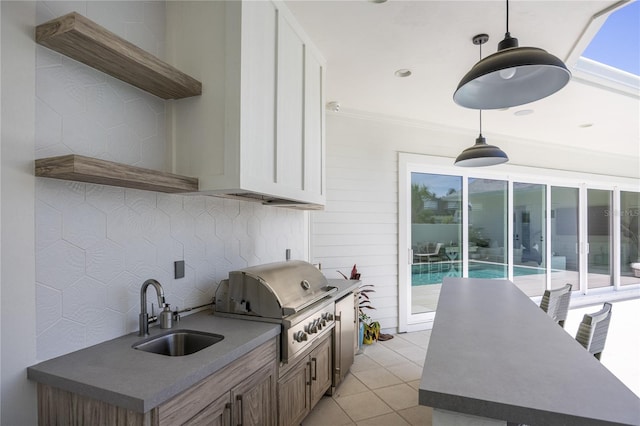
[412,262,544,286]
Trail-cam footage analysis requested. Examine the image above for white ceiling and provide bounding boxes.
[286,0,640,158]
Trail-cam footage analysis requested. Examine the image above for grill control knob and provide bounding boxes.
[322,313,334,321]
[293,331,307,342]
[307,322,316,334]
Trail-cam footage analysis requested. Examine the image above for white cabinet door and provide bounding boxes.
[241,1,278,190]
[275,9,325,204]
[276,11,305,193]
[304,48,325,202]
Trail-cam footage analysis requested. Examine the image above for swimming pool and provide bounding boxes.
[411,262,544,286]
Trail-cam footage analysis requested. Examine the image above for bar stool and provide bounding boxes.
[575,302,613,361]
[540,283,572,327]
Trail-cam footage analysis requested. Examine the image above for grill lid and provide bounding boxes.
[217,260,336,318]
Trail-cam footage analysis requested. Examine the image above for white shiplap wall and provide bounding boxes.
[310,112,470,331]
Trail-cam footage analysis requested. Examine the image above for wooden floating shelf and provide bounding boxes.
[36,12,202,100]
[35,155,199,194]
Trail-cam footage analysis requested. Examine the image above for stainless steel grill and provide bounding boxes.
[214,260,337,363]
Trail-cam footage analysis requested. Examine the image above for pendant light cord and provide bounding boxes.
[478,39,483,137]
[505,0,510,33]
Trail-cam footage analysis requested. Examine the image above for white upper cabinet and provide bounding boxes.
[166,1,326,208]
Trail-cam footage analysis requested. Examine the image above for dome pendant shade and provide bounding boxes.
[453,35,571,110]
[454,134,509,167]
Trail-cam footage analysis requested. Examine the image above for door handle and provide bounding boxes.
[236,395,243,426]
[224,402,232,426]
[311,357,318,381]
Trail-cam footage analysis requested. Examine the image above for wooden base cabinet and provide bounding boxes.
[176,361,275,426]
[157,339,277,426]
[277,332,332,426]
[36,338,278,426]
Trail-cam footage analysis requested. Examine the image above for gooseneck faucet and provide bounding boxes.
[139,279,171,336]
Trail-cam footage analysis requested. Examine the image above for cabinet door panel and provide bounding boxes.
[310,335,332,408]
[335,293,356,385]
[183,392,230,426]
[241,1,278,186]
[277,358,310,426]
[304,49,324,199]
[276,14,305,191]
[232,363,277,426]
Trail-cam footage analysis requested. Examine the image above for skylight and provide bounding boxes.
[582,1,639,76]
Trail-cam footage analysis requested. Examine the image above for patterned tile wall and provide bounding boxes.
[34,1,306,361]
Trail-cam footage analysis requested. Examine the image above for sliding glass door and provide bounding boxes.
[410,172,462,315]
[399,154,639,332]
[551,187,580,290]
[620,191,640,285]
[513,182,546,297]
[587,189,613,289]
[468,178,508,278]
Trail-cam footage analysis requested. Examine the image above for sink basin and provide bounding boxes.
[133,330,224,356]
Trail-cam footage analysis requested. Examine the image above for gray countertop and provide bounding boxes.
[327,278,361,301]
[28,310,280,413]
[27,276,359,415]
[419,277,640,426]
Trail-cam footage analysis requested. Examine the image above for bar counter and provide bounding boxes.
[419,278,640,425]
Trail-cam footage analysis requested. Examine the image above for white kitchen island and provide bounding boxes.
[419,277,640,426]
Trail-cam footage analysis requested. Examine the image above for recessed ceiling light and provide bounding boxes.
[514,109,534,116]
[579,123,594,128]
[395,69,412,78]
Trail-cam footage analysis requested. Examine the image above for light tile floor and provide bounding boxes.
[302,331,434,426]
[303,298,640,426]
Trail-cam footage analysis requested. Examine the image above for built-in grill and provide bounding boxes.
[214,260,338,363]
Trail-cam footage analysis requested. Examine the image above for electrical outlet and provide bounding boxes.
[174,260,185,279]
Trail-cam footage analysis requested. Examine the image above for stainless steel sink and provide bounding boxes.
[133,330,224,356]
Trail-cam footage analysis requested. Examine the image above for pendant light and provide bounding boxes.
[453,0,571,110]
[455,35,509,167]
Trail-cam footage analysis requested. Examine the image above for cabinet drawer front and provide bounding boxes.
[183,392,231,426]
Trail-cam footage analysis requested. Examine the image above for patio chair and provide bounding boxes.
[417,242,443,263]
[539,283,572,327]
[575,302,613,361]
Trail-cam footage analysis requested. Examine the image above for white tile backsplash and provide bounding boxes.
[34,1,307,361]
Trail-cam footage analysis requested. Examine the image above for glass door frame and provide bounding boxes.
[581,184,626,294]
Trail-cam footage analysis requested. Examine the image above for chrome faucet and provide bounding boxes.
[139,279,172,336]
